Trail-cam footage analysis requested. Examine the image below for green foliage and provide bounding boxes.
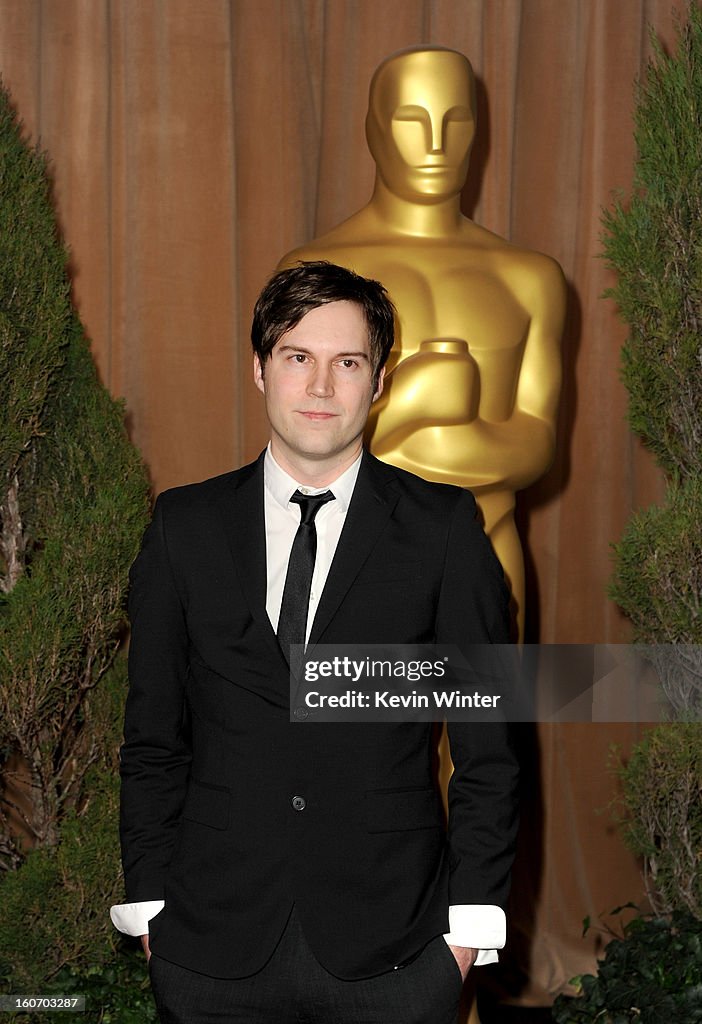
[603,1,702,695]
[0,87,69,487]
[1,943,157,1024]
[0,662,129,989]
[47,944,158,1024]
[602,4,702,479]
[0,772,119,989]
[610,476,702,645]
[596,6,702,1009]
[615,723,702,918]
[0,325,150,832]
[0,76,150,848]
[604,5,702,722]
[0,668,156,1022]
[551,911,702,1023]
[0,76,150,999]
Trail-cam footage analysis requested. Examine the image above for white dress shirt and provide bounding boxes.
[110,447,504,964]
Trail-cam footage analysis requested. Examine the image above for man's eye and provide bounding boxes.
[339,359,357,369]
[292,354,308,363]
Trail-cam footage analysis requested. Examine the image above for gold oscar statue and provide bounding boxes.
[279,46,566,639]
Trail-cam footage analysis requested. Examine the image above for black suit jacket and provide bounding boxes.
[119,450,519,979]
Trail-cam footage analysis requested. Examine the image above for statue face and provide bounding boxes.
[366,49,476,202]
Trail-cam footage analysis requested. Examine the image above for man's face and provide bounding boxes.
[367,50,475,202]
[254,300,384,479]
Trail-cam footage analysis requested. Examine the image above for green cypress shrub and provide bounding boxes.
[601,5,702,944]
[603,3,702,676]
[617,723,702,919]
[555,18,702,1019]
[0,76,151,998]
[601,1,702,922]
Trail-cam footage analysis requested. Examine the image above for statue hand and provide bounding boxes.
[371,342,480,451]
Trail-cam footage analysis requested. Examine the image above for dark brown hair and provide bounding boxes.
[252,261,395,387]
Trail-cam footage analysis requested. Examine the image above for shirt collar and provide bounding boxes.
[264,444,361,514]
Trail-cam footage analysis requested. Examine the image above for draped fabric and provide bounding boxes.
[0,0,680,1003]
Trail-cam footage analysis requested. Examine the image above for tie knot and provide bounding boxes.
[290,489,335,525]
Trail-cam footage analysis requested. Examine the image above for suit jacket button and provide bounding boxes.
[291,795,306,811]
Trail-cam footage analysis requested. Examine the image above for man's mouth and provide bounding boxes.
[299,411,337,420]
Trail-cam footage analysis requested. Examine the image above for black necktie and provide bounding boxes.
[277,489,335,655]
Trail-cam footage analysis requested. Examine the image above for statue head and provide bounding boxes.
[366,47,476,203]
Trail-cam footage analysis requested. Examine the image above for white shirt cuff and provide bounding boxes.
[443,904,506,966]
[110,900,164,937]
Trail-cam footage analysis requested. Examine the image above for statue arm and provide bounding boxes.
[470,254,567,490]
[512,255,566,455]
[369,255,566,493]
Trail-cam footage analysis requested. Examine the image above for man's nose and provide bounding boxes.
[307,364,334,397]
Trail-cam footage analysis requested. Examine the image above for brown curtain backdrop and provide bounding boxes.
[0,0,684,1003]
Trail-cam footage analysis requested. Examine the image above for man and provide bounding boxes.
[111,261,519,1024]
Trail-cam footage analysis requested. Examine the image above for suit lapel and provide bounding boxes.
[216,452,280,653]
[308,452,400,644]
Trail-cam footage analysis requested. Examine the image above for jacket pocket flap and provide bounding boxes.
[182,778,230,830]
[365,787,442,833]
[354,563,423,585]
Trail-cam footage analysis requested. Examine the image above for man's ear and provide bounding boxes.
[371,365,385,402]
[253,354,265,394]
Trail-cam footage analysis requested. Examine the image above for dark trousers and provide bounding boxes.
[149,909,463,1024]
